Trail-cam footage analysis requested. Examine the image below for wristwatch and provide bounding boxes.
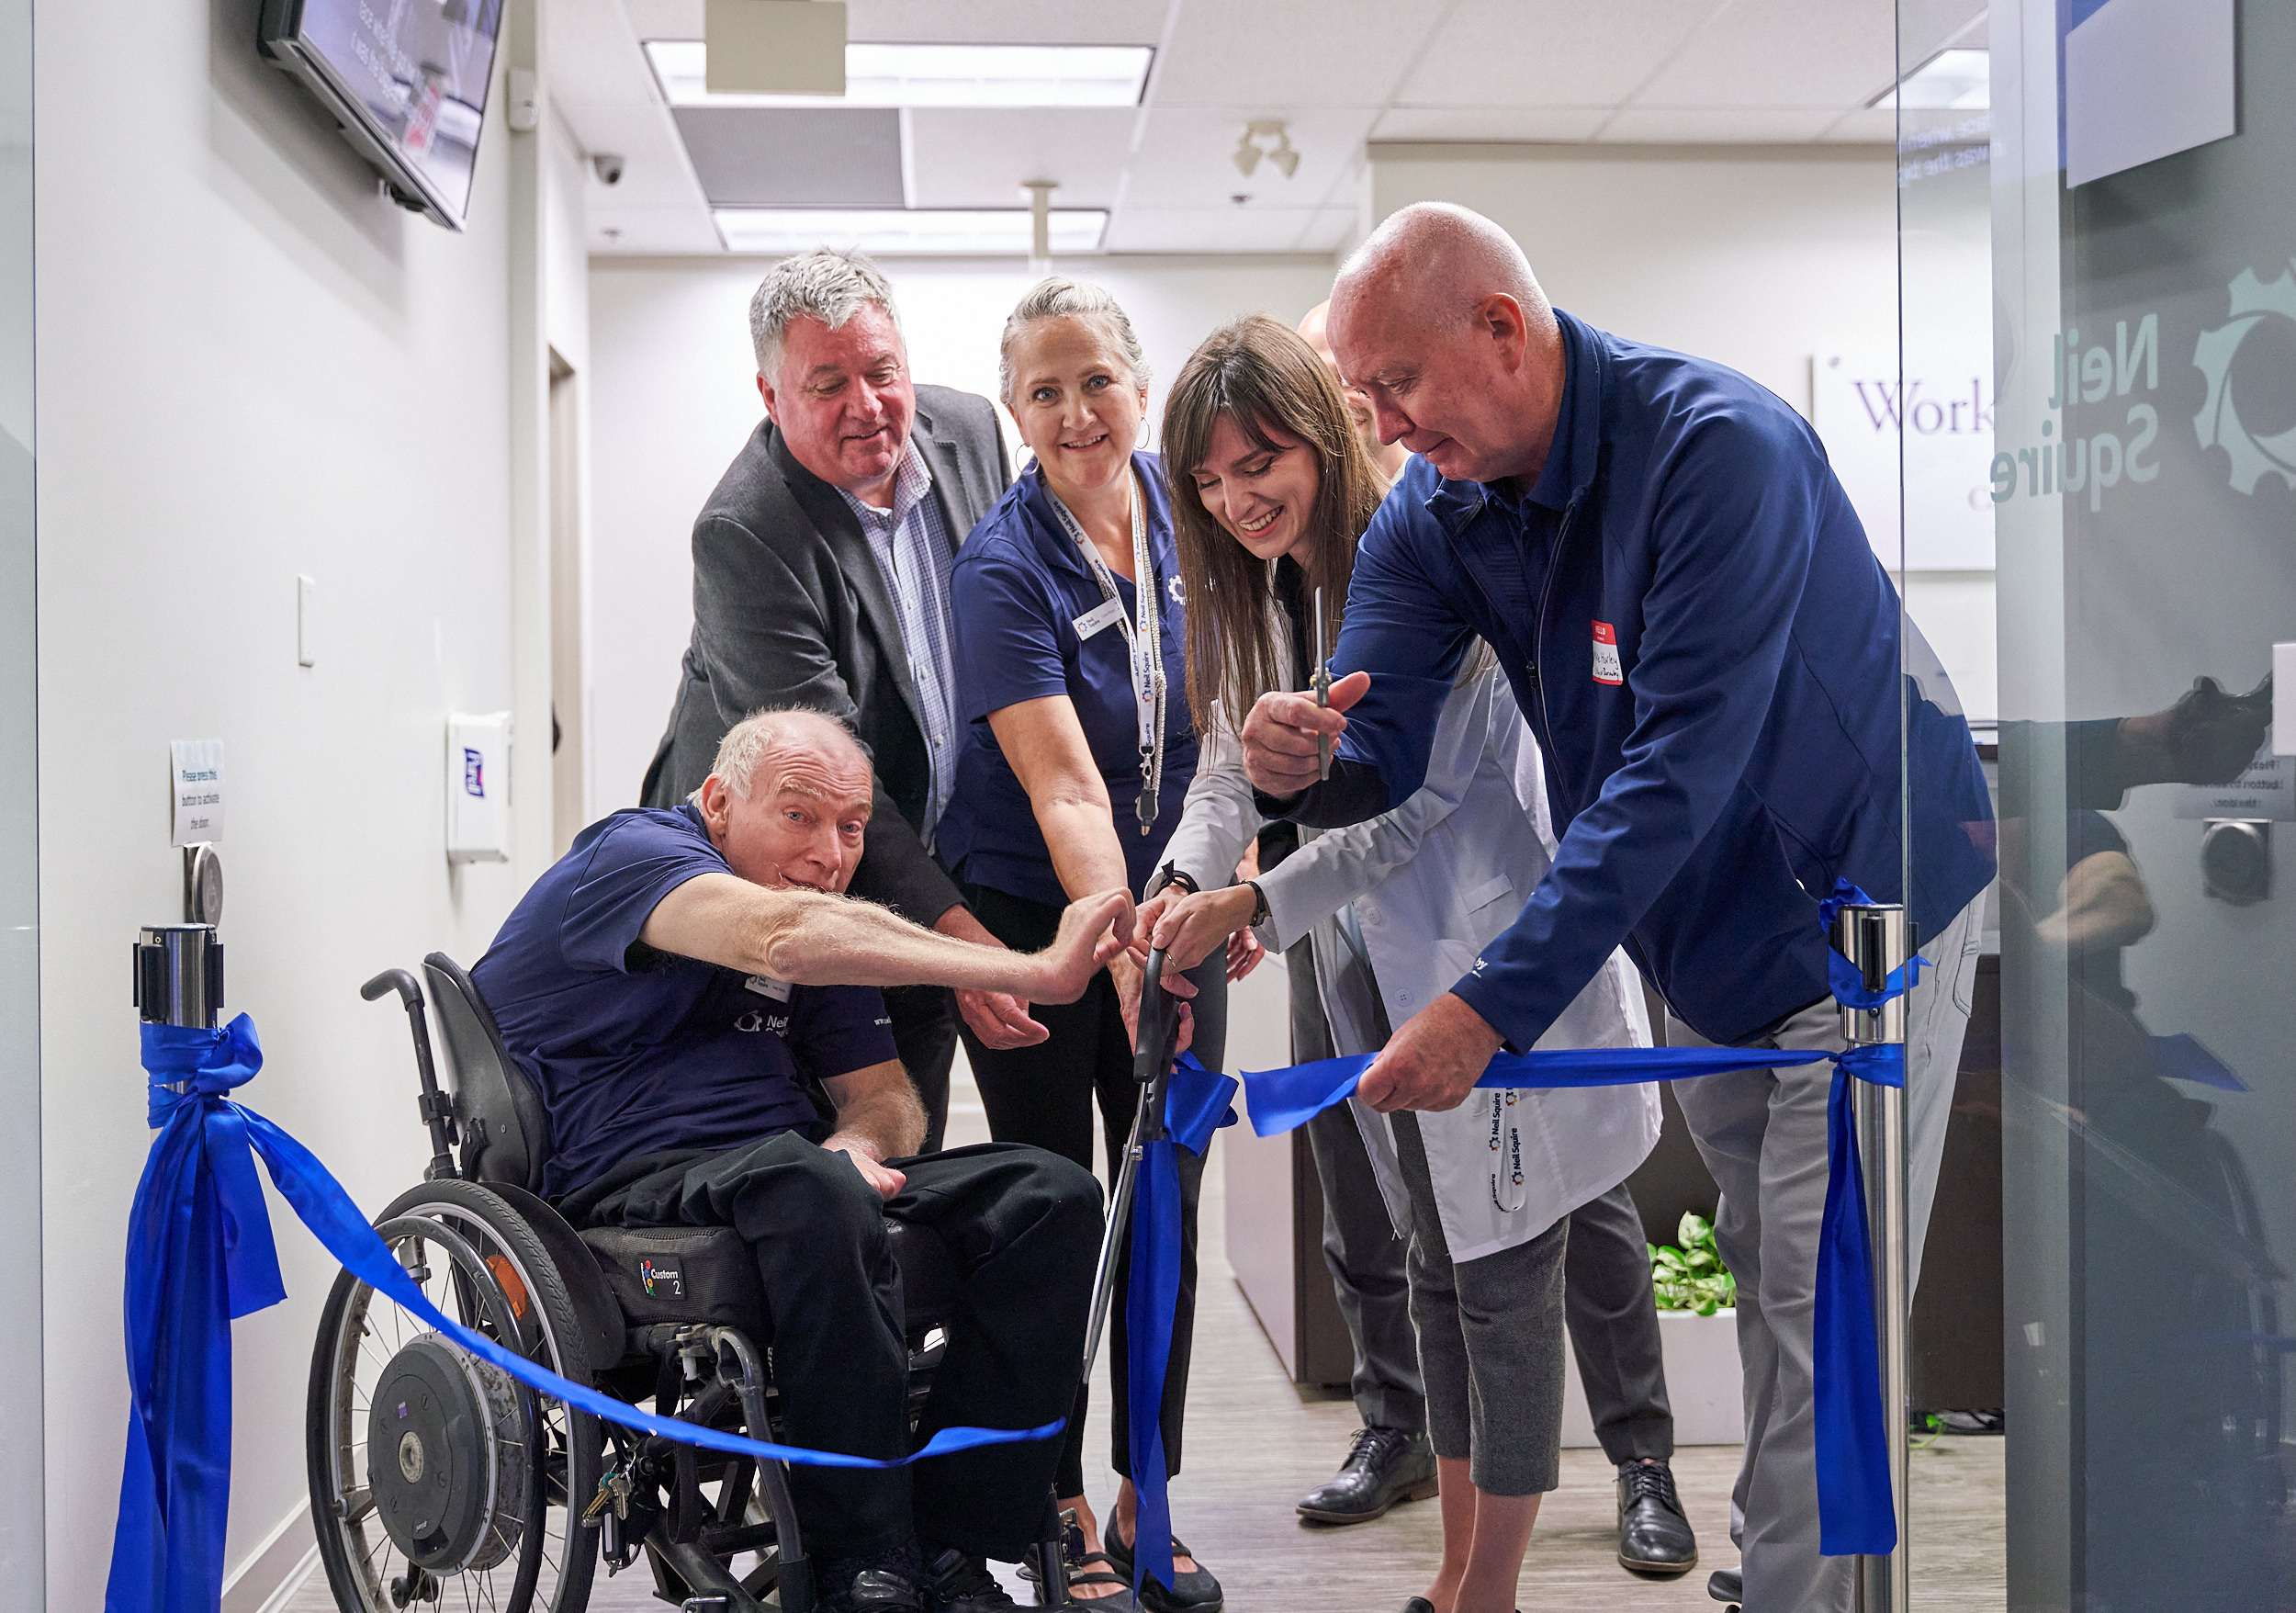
[1244,880,1270,929]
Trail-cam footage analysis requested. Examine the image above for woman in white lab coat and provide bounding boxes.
[1142,316,1659,1613]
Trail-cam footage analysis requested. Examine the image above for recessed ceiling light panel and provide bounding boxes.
[1873,48,1989,110]
[714,208,1110,255]
[650,40,1153,109]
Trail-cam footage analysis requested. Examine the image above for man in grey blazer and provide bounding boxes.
[645,249,1030,1151]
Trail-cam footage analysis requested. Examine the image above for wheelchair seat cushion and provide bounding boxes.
[580,1216,962,1338]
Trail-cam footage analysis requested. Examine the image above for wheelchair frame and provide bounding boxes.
[305,948,1187,1613]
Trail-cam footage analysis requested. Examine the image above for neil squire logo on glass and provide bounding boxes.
[2195,260,2296,495]
[462,747,485,797]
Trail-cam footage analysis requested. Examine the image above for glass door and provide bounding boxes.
[1949,1,2296,1607]
[0,0,32,1589]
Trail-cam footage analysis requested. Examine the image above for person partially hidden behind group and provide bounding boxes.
[473,707,1134,1613]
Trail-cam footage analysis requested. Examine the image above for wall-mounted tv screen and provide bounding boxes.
[259,0,505,231]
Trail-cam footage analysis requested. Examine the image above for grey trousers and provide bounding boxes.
[1392,1110,1570,1496]
[1669,897,1983,1613]
[1565,1181,1676,1465]
[1288,936,1428,1433]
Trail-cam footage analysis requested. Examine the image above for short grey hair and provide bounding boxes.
[697,707,869,803]
[748,248,905,380]
[997,276,1150,407]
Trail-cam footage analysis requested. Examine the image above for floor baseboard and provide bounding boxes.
[220,1498,320,1613]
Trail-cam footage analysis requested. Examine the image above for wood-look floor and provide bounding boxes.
[287,1068,2007,1612]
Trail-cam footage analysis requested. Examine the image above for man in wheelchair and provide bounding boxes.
[471,707,1121,1612]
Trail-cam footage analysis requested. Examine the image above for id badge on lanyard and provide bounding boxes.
[1487,1089,1527,1214]
[1050,473,1167,834]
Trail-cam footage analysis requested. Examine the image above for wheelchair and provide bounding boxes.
[304,953,1075,1613]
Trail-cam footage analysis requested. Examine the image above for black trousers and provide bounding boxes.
[883,983,958,1155]
[582,1135,1100,1561]
[1565,1181,1676,1464]
[957,883,1228,1499]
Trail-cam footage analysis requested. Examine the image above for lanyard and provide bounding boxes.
[1047,471,1167,835]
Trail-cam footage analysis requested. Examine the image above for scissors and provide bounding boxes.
[1312,585,1333,782]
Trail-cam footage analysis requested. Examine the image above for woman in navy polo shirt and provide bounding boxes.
[939,277,1229,1611]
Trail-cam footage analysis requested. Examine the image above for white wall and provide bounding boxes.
[1367,142,1999,720]
[33,3,583,1607]
[585,254,1343,810]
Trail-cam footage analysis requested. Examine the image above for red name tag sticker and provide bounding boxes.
[1592,621,1623,685]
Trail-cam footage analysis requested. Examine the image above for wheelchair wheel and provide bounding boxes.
[306,1179,602,1613]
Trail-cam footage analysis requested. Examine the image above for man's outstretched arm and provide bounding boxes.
[639,873,1131,1002]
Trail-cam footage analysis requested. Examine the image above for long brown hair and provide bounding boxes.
[1161,315,1385,737]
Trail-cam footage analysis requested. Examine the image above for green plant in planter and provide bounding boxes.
[1649,1211,1737,1315]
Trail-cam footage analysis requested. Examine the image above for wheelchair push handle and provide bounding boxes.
[361,966,461,1181]
[361,966,422,1008]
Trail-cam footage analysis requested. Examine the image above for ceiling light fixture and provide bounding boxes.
[1232,120,1300,180]
[1871,48,1989,110]
[714,208,1109,256]
[648,40,1154,109]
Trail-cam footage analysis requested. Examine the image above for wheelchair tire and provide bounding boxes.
[306,1179,603,1613]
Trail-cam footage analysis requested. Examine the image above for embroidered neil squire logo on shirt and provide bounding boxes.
[1592,622,1624,686]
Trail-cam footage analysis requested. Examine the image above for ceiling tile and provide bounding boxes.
[905,108,1135,209]
[1103,206,1332,255]
[1151,0,1452,107]
[1595,107,1844,142]
[1370,107,1612,142]
[1294,207,1360,254]
[1120,107,1378,209]
[588,204,728,254]
[622,0,704,40]
[671,107,905,206]
[1391,0,1721,107]
[1631,0,1894,109]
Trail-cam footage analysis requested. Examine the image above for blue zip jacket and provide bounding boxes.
[1284,310,1995,1049]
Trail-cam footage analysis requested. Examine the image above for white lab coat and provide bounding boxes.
[1164,663,1659,1263]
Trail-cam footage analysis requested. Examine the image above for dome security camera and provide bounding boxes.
[592,152,626,186]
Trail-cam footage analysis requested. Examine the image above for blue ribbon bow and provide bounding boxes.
[108,1017,1074,1613]
[1226,880,1908,1559]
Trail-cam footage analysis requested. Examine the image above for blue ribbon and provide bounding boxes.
[109,1016,1073,1613]
[1122,1053,1238,1593]
[1227,881,1911,1559]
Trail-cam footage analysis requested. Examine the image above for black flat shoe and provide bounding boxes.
[1616,1458,1697,1576]
[1103,1526,1221,1613]
[1708,1566,1742,1607]
[1298,1426,1438,1525]
[1058,1551,1142,1611]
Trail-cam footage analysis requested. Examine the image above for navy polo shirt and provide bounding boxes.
[472,804,897,1201]
[939,454,1200,907]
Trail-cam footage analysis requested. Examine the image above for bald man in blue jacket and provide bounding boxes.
[1238,204,1994,1613]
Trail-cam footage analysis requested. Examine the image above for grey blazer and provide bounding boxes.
[641,385,1012,925]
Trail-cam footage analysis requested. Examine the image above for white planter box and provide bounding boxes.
[1560,1307,1743,1447]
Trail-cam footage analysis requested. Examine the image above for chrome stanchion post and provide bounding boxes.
[133,923,224,1031]
[1835,903,1909,1613]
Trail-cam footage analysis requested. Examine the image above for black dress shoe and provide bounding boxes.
[1297,1426,1439,1525]
[1708,1566,1742,1606]
[922,1546,1021,1612]
[1616,1457,1697,1576]
[827,1566,927,1612]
